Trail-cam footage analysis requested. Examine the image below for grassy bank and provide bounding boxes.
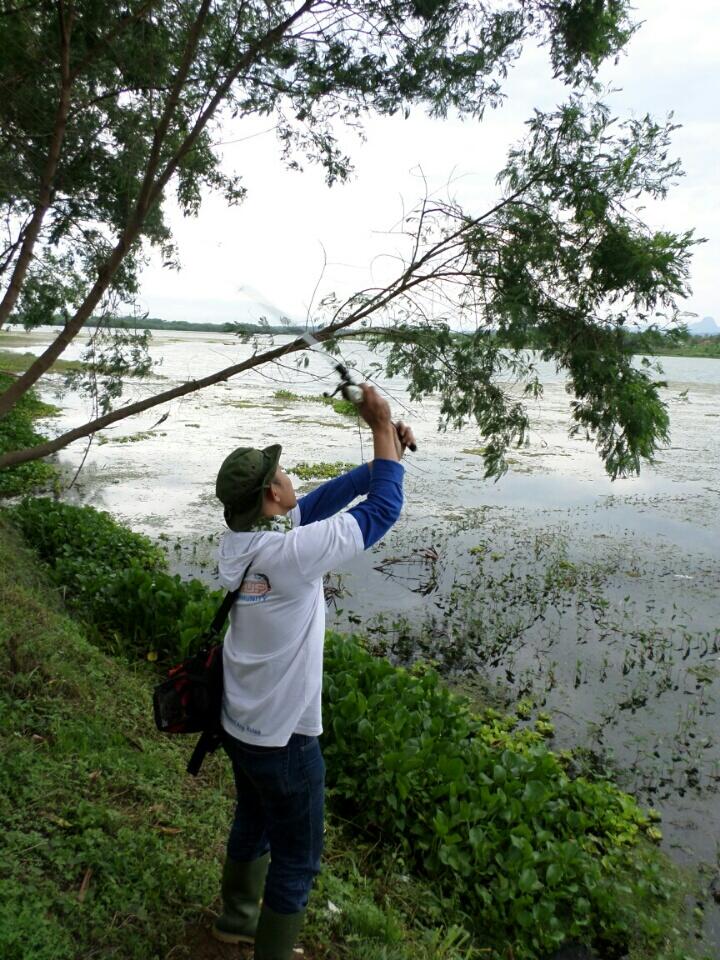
[9,317,307,336]
[641,335,720,359]
[0,348,88,375]
[0,515,232,960]
[0,516,487,960]
[361,326,720,361]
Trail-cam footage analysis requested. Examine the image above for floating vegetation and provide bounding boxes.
[273,388,357,417]
[98,430,166,445]
[373,545,442,596]
[290,461,357,480]
[349,509,720,841]
[220,398,262,408]
[279,416,353,429]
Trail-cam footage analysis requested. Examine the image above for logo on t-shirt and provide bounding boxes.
[239,573,272,603]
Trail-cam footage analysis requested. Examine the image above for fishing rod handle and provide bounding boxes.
[399,425,418,454]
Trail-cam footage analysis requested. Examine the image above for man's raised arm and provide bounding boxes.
[295,387,414,527]
[295,464,371,526]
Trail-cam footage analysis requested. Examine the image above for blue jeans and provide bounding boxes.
[222,731,325,915]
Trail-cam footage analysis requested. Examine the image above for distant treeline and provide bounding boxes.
[40,315,308,336]
[30,316,720,358]
[626,331,720,358]
[493,327,720,359]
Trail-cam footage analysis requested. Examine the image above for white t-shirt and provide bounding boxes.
[218,507,364,746]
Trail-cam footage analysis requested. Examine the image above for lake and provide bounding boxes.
[4,326,720,947]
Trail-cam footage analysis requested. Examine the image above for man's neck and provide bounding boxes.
[251,513,293,533]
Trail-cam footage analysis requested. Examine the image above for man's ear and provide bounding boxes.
[267,482,280,504]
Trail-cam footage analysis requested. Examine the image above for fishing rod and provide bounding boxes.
[300,330,417,452]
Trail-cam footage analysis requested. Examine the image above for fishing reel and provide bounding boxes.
[323,362,363,405]
[324,363,417,452]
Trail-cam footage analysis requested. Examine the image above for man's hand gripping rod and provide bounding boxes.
[300,331,417,452]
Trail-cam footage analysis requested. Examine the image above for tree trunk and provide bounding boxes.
[0,5,73,329]
[0,0,316,418]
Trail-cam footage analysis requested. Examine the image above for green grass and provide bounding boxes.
[0,517,230,960]
[0,348,88,375]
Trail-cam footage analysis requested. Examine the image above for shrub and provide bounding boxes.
[86,563,224,660]
[12,497,165,582]
[0,373,57,497]
[323,634,689,959]
[10,498,222,659]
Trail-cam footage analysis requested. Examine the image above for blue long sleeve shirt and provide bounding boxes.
[297,460,403,548]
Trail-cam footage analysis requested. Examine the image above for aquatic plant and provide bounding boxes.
[290,461,357,480]
[323,633,703,959]
[274,389,358,417]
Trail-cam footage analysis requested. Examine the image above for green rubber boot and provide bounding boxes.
[212,853,270,944]
[253,904,306,960]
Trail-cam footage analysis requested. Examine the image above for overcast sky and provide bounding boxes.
[137,0,719,327]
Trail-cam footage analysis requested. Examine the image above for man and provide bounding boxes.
[213,384,414,960]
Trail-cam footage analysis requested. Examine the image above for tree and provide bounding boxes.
[0,0,696,477]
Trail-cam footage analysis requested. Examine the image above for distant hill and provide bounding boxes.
[688,316,719,336]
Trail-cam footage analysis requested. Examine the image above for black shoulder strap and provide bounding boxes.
[188,560,253,777]
[208,560,252,638]
[187,729,222,776]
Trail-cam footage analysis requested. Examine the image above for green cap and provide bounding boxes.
[215,444,282,532]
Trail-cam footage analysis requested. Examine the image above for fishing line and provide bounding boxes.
[216,308,425,466]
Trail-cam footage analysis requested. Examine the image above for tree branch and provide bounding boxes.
[0,186,516,470]
[134,0,214,218]
[0,317,353,469]
[69,0,161,80]
[145,0,317,211]
[0,139,539,467]
[0,217,30,278]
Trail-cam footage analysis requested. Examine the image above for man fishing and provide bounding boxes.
[212,383,415,960]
